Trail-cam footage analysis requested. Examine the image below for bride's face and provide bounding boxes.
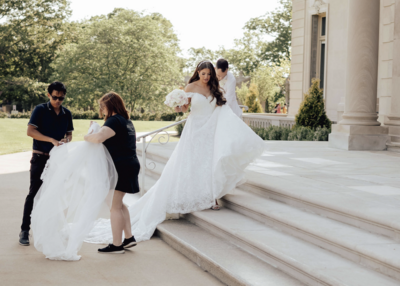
[198,68,211,84]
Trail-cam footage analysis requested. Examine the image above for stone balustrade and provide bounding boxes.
[242,113,296,129]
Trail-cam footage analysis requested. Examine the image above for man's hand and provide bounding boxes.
[51,139,62,147]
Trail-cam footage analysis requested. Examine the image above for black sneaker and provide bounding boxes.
[122,236,137,249]
[19,230,29,246]
[98,244,125,254]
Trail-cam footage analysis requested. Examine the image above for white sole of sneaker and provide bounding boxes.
[124,242,137,249]
[19,243,29,246]
[98,250,125,254]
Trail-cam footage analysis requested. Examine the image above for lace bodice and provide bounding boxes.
[187,92,217,116]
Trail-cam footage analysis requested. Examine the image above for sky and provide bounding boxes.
[69,0,280,56]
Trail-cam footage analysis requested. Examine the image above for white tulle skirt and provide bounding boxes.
[31,123,117,261]
[86,105,265,244]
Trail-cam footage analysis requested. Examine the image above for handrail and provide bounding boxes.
[136,119,187,140]
[136,118,187,195]
[239,105,249,111]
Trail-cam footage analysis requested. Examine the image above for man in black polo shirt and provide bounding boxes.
[19,81,74,246]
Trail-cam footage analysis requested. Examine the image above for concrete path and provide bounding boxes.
[0,152,223,286]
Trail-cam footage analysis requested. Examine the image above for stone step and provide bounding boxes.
[138,150,400,242]
[139,162,400,281]
[184,209,400,286]
[136,176,305,286]
[156,220,305,286]
[387,142,400,153]
[241,171,400,241]
[221,189,400,281]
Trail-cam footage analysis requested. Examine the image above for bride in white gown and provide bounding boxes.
[86,60,265,244]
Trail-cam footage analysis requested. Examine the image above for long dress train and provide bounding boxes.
[85,92,265,244]
[31,123,117,260]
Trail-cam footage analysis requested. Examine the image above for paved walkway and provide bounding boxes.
[0,152,222,286]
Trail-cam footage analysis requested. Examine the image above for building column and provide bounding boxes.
[329,0,389,150]
[385,0,400,144]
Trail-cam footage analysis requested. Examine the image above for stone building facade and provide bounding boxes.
[290,0,399,151]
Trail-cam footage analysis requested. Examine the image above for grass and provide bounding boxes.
[0,119,178,155]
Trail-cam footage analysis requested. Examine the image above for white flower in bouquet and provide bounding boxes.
[164,89,188,108]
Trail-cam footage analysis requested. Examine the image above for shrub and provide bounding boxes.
[0,112,8,118]
[313,126,331,141]
[70,109,99,120]
[10,111,31,118]
[295,78,331,129]
[268,126,283,140]
[175,121,185,136]
[288,126,315,141]
[130,113,141,120]
[251,125,329,142]
[244,83,263,113]
[160,112,176,121]
[281,127,291,140]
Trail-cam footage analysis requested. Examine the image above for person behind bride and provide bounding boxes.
[84,92,140,254]
[215,58,243,118]
[86,60,265,246]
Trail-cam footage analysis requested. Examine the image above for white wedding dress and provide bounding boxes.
[31,123,117,261]
[86,92,265,244]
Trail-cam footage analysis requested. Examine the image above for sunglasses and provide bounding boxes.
[50,95,65,101]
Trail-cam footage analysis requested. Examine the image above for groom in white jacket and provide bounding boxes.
[215,59,243,118]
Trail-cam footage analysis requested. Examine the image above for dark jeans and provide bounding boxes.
[21,153,49,231]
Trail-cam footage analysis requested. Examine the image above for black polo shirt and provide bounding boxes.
[28,102,74,154]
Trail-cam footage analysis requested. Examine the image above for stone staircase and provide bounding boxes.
[135,143,400,286]
[387,135,400,153]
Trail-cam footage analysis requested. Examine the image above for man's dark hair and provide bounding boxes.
[216,59,229,72]
[48,81,67,96]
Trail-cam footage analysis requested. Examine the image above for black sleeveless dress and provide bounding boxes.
[102,114,140,194]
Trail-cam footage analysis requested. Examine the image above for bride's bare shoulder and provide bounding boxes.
[185,82,197,92]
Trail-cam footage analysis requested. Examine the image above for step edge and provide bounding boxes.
[222,196,400,280]
[186,212,400,286]
[156,224,251,286]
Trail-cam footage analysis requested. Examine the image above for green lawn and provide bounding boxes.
[0,119,178,155]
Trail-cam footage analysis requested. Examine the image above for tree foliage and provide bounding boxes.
[244,83,263,113]
[244,0,292,65]
[0,0,72,82]
[236,84,249,105]
[185,47,218,74]
[51,9,183,110]
[0,77,48,110]
[219,0,291,75]
[295,79,331,129]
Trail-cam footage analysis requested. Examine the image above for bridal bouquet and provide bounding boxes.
[164,89,188,108]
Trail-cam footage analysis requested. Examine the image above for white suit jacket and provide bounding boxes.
[220,71,243,117]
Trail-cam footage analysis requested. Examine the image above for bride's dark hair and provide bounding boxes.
[188,61,226,106]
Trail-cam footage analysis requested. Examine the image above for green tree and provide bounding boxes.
[219,32,264,76]
[0,77,48,110]
[0,0,72,82]
[220,0,291,75]
[250,59,290,112]
[51,9,183,110]
[244,83,263,113]
[236,83,249,105]
[185,47,219,74]
[295,79,331,129]
[245,0,292,65]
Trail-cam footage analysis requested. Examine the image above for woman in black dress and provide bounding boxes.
[84,92,140,254]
